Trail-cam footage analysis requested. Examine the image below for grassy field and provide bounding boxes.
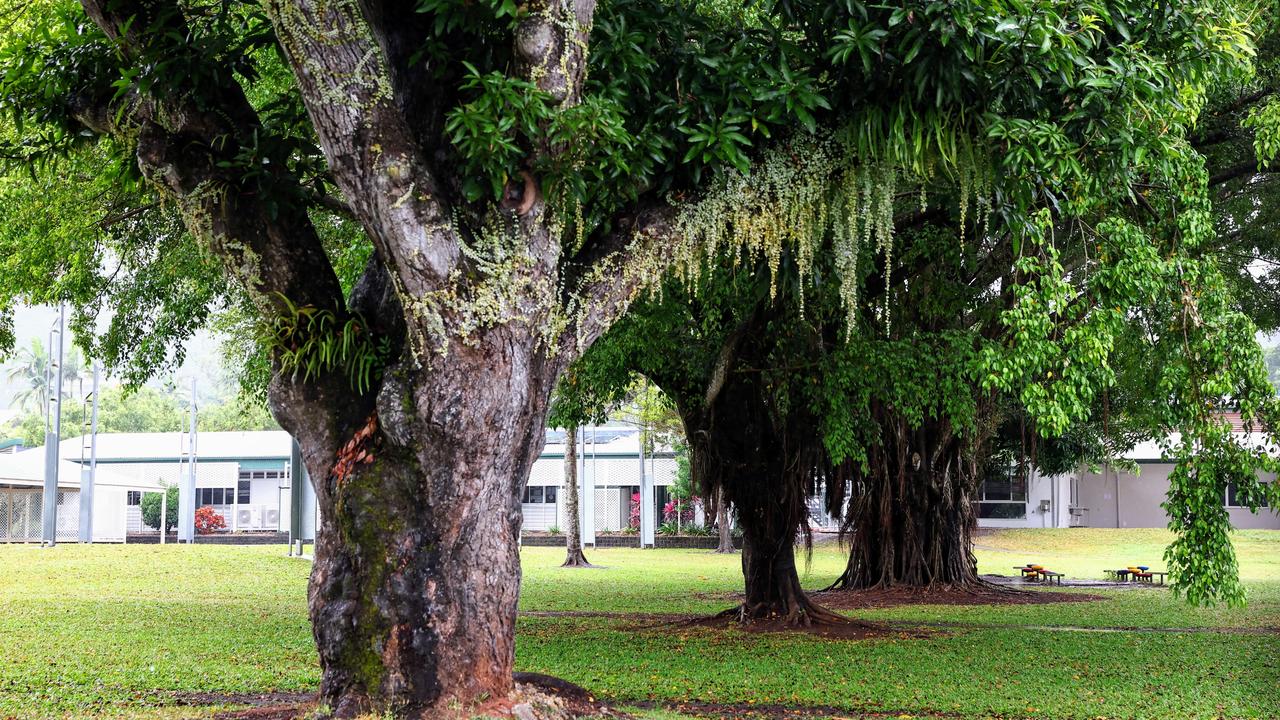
[0,529,1277,719]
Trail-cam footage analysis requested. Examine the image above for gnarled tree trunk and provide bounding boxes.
[562,424,591,567]
[72,0,677,716]
[686,351,844,626]
[829,411,981,590]
[279,335,559,717]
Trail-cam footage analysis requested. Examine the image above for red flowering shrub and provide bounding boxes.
[629,493,641,529]
[663,496,699,525]
[194,505,227,534]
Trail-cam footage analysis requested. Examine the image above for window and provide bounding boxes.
[522,486,556,504]
[238,469,286,497]
[1226,482,1271,508]
[196,488,236,506]
[976,456,1027,519]
[127,491,141,506]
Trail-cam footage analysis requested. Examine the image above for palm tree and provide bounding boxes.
[5,339,50,414]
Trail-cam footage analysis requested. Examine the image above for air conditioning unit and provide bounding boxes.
[264,508,279,529]
[236,508,253,529]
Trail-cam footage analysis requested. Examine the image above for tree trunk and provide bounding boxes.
[562,424,591,567]
[690,368,843,626]
[729,513,844,625]
[277,339,558,718]
[831,415,982,590]
[714,487,734,553]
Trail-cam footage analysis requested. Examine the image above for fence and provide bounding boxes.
[0,488,80,542]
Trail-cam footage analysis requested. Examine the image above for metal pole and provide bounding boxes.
[160,487,167,545]
[41,305,65,546]
[289,439,304,556]
[639,426,655,548]
[178,378,198,542]
[579,425,595,546]
[78,362,99,542]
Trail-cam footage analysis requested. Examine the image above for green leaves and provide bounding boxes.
[260,297,391,397]
[679,114,753,176]
[445,65,551,202]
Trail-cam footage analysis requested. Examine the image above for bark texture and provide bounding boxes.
[70,1,679,716]
[829,411,983,590]
[562,425,591,567]
[283,336,559,717]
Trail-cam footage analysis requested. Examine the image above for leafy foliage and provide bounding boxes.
[260,298,391,396]
[139,485,179,533]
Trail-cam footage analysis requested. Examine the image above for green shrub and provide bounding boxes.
[139,486,179,532]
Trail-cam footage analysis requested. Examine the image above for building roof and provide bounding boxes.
[1120,431,1277,463]
[57,431,295,464]
[0,449,161,490]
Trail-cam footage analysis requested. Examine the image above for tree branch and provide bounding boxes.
[555,204,676,367]
[515,0,596,107]
[78,0,344,316]
[263,0,460,297]
[1209,159,1263,188]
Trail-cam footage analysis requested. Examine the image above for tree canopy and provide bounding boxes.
[3,0,1280,713]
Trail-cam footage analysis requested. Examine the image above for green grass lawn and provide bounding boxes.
[1,530,1277,719]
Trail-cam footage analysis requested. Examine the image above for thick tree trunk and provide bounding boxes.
[690,373,844,626]
[831,415,981,590]
[562,425,591,567]
[714,486,734,553]
[728,517,844,625]
[277,339,557,718]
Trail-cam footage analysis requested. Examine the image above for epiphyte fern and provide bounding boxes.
[263,295,391,396]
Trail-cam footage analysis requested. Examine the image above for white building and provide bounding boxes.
[0,449,162,542]
[57,431,309,535]
[976,430,1279,530]
[524,433,679,533]
[0,426,680,543]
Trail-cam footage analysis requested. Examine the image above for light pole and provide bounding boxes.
[78,362,100,543]
[177,377,198,543]
[41,304,65,547]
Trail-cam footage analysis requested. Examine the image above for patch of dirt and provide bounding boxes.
[195,692,315,720]
[813,584,1103,610]
[524,610,691,622]
[680,611,916,641]
[633,699,963,719]
[467,673,630,719]
[199,675,625,720]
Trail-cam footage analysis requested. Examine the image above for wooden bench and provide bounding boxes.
[1039,570,1064,585]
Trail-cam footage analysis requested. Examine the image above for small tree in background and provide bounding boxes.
[140,486,178,533]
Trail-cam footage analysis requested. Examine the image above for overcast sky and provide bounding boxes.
[1,304,222,412]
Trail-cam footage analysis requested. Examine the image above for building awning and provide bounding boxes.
[0,449,163,491]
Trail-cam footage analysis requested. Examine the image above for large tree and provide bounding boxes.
[2,1,1275,716]
[566,6,1280,610]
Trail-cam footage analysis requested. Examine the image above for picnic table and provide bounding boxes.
[1105,567,1168,584]
[1014,565,1063,584]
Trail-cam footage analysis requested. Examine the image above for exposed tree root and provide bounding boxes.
[716,596,849,628]
[561,546,594,568]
